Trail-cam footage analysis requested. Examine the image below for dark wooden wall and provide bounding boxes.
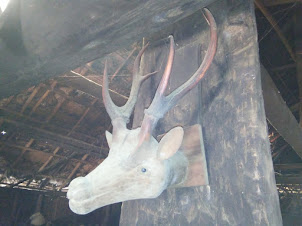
[120,0,282,225]
[0,188,121,225]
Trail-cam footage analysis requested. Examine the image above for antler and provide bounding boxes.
[139,8,217,142]
[102,43,156,124]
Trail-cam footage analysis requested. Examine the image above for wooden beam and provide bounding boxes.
[0,141,99,166]
[290,102,299,112]
[295,3,302,126]
[0,0,217,99]
[59,153,92,190]
[262,0,300,6]
[276,176,302,184]
[2,118,108,157]
[45,99,65,123]
[0,183,68,195]
[20,85,42,114]
[56,73,128,106]
[261,65,302,159]
[274,163,302,170]
[255,0,296,62]
[272,144,289,161]
[29,81,57,116]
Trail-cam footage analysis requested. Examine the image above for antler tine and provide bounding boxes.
[120,43,153,119]
[102,42,156,124]
[164,8,217,109]
[102,60,121,121]
[139,8,217,141]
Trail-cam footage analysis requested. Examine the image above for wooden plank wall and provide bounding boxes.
[119,0,282,225]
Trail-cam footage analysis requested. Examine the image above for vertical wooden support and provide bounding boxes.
[35,194,43,212]
[295,3,302,126]
[120,1,282,225]
[0,118,3,128]
[29,81,57,116]
[11,191,19,224]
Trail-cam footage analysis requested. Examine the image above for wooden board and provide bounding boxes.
[158,124,209,187]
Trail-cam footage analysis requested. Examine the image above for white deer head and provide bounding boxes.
[67,8,217,215]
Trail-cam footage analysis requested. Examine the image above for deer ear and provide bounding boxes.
[158,127,184,160]
[105,131,112,148]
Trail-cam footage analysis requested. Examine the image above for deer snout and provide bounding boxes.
[67,177,91,201]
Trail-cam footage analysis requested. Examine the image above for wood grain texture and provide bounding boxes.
[0,0,216,99]
[261,65,302,159]
[120,0,282,225]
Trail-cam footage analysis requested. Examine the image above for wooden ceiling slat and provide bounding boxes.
[45,99,65,123]
[20,85,42,114]
[3,118,107,157]
[67,98,98,136]
[29,81,57,116]
[276,176,302,184]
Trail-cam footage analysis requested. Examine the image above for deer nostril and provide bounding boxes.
[141,168,147,173]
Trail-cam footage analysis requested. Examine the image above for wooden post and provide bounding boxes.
[295,3,302,127]
[120,1,282,225]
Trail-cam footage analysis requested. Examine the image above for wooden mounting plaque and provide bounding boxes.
[158,124,209,187]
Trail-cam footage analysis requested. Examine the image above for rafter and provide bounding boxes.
[261,65,302,159]
[38,147,60,173]
[2,118,108,157]
[12,138,35,167]
[29,81,57,116]
[276,175,302,184]
[255,0,296,62]
[0,107,100,144]
[67,98,98,136]
[20,85,42,114]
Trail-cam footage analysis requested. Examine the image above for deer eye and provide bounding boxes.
[141,168,147,173]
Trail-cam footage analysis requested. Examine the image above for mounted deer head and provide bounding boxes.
[67,8,217,215]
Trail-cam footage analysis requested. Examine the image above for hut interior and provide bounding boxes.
[0,0,301,225]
